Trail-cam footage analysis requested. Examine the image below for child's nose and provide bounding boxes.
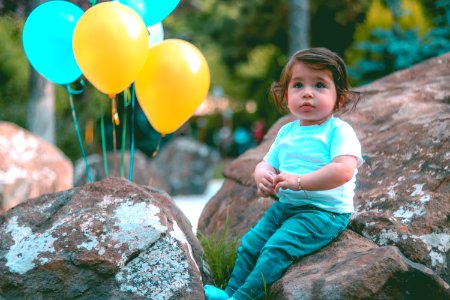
[302,87,313,98]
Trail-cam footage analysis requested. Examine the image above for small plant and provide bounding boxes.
[198,213,238,289]
[246,272,273,300]
[260,272,272,300]
[198,216,273,299]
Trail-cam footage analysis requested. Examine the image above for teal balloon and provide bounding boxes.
[22,1,83,85]
[116,0,180,26]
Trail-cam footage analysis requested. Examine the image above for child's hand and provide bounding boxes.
[274,173,298,192]
[255,172,276,197]
[254,161,279,197]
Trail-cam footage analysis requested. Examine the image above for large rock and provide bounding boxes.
[150,137,220,196]
[198,52,450,297]
[271,231,449,299]
[0,177,209,299]
[344,52,450,283]
[0,122,73,213]
[73,150,167,191]
[346,53,450,282]
[74,137,219,196]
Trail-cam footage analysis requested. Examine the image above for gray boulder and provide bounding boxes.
[272,231,449,299]
[0,122,73,213]
[0,177,209,299]
[73,150,167,190]
[74,137,219,196]
[150,137,220,196]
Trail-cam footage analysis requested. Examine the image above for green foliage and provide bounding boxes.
[235,45,287,126]
[166,0,288,128]
[165,0,374,132]
[160,1,372,157]
[346,0,450,85]
[0,14,110,161]
[420,0,450,58]
[0,15,29,127]
[2,0,446,161]
[198,214,238,289]
[198,216,274,299]
[54,81,109,161]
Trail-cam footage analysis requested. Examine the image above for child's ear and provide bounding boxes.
[337,93,347,109]
[285,92,289,105]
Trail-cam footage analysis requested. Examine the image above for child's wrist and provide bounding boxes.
[297,175,309,198]
[297,176,303,191]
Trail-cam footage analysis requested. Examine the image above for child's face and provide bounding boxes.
[286,62,337,126]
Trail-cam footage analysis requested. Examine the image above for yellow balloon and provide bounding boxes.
[135,39,210,135]
[73,2,148,95]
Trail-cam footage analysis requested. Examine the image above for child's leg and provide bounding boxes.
[224,201,286,297]
[231,207,350,300]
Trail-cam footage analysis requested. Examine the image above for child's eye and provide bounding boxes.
[315,82,326,88]
[293,82,303,88]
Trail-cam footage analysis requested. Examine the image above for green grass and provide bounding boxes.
[198,214,273,299]
[198,214,238,289]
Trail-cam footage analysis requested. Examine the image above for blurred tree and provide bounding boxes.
[310,0,370,58]
[420,0,450,58]
[166,0,289,127]
[5,0,445,159]
[166,0,370,130]
[26,0,55,144]
[3,0,369,150]
[289,0,310,54]
[0,14,29,127]
[23,0,108,144]
[0,0,30,17]
[0,1,108,160]
[27,69,55,143]
[345,0,449,85]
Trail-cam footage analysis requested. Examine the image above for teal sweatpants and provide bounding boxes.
[224,201,350,300]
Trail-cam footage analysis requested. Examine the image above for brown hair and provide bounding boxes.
[270,47,360,113]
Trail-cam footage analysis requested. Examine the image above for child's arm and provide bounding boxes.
[254,161,279,197]
[273,155,357,192]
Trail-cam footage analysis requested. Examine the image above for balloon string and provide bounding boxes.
[112,98,120,126]
[120,90,129,178]
[151,134,163,158]
[100,106,109,178]
[66,86,92,183]
[129,84,135,181]
[111,95,118,177]
[124,88,131,107]
[66,79,85,95]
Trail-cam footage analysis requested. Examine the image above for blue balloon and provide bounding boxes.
[116,0,180,26]
[22,1,83,85]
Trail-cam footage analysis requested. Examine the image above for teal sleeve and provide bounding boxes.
[263,123,290,169]
[330,123,363,167]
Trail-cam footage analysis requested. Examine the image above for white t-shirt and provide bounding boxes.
[264,116,363,213]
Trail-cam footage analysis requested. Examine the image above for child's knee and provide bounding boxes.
[260,243,296,265]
